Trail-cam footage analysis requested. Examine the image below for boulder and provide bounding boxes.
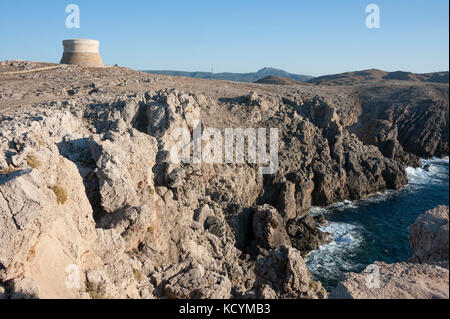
[254,246,327,299]
[330,262,449,299]
[409,205,449,265]
[286,215,330,255]
[252,205,290,250]
[155,260,232,299]
[89,128,158,213]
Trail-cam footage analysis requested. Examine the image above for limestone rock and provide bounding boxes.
[409,205,449,265]
[253,205,290,250]
[0,145,101,298]
[286,215,330,255]
[330,262,449,299]
[254,246,327,299]
[277,181,297,220]
[89,129,157,213]
[193,204,211,226]
[157,260,232,299]
[98,205,153,252]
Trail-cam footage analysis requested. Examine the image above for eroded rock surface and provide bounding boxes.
[330,261,448,299]
[409,205,449,266]
[0,62,447,299]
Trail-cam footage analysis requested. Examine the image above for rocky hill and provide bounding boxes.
[0,61,448,299]
[308,69,449,86]
[254,75,303,86]
[144,67,314,83]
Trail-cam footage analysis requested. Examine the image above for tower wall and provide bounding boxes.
[60,39,104,67]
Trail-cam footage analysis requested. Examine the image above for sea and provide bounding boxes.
[305,157,449,291]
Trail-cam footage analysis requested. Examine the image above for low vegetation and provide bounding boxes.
[51,185,68,204]
[26,154,41,169]
[1,166,18,175]
[133,269,144,282]
[86,282,106,299]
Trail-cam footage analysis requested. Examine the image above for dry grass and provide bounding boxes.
[51,185,68,204]
[86,282,106,299]
[1,166,18,175]
[133,269,144,282]
[35,137,44,147]
[26,154,41,169]
[27,245,36,261]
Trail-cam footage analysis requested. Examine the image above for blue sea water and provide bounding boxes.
[305,157,449,291]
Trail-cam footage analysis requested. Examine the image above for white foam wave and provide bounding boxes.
[422,156,449,165]
[330,200,358,211]
[406,158,449,189]
[308,206,328,217]
[305,221,364,279]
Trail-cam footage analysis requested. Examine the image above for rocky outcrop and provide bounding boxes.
[0,114,156,299]
[409,205,449,266]
[331,206,449,299]
[152,259,232,299]
[251,246,327,299]
[88,129,158,213]
[350,84,449,163]
[252,205,290,250]
[330,261,448,299]
[352,119,421,167]
[286,214,329,255]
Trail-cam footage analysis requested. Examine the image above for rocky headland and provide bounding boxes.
[0,61,448,299]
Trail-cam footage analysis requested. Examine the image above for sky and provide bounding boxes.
[0,0,448,76]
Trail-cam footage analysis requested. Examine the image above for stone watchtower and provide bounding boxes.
[60,39,104,67]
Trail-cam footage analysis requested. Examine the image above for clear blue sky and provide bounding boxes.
[0,0,448,76]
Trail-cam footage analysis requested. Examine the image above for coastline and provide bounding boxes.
[306,157,449,291]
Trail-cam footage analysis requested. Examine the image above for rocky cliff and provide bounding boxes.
[349,84,448,166]
[0,62,447,299]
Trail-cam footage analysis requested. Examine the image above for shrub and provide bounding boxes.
[26,155,41,169]
[51,185,68,204]
[133,269,144,282]
[309,281,318,290]
[36,137,44,147]
[86,282,106,299]
[1,167,18,175]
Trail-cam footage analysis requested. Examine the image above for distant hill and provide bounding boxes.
[254,75,303,85]
[143,67,314,83]
[308,69,449,85]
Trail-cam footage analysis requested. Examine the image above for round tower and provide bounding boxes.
[60,39,104,67]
